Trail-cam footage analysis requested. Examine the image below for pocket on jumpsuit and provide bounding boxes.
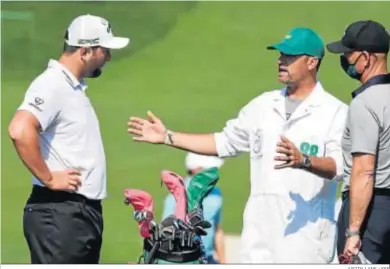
[293,214,337,263]
[317,218,337,263]
[275,198,337,263]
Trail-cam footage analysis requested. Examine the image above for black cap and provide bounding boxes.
[326,20,390,54]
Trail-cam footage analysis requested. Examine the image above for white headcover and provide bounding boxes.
[185,152,224,171]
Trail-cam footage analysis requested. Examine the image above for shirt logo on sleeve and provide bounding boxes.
[28,97,44,112]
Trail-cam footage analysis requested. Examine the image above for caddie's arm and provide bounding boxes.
[307,104,349,179]
[169,104,252,157]
[347,99,378,234]
[127,97,256,158]
[163,132,218,155]
[8,85,61,185]
[129,102,252,157]
[167,104,251,158]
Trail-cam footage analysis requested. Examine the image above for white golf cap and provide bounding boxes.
[65,14,130,49]
[185,153,224,171]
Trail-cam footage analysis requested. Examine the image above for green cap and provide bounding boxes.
[267,27,325,59]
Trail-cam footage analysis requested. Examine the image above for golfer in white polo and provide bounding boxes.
[8,14,129,264]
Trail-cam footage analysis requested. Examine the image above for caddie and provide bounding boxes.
[127,27,348,263]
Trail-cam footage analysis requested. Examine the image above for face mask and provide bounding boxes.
[340,54,363,81]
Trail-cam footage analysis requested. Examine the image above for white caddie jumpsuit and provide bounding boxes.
[214,82,348,263]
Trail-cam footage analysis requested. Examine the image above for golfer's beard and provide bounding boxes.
[89,68,102,78]
[84,68,102,78]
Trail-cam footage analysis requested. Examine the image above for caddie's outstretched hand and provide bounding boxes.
[127,111,167,144]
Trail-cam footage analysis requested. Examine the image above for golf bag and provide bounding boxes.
[124,167,220,264]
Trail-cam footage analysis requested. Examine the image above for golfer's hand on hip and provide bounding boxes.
[127,110,167,144]
[46,169,82,191]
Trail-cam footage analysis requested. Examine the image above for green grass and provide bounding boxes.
[1,1,389,264]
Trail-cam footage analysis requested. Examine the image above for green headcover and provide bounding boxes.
[186,167,220,212]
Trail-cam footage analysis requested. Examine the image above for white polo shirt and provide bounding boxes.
[18,59,107,200]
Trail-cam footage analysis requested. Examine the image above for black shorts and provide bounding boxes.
[23,186,103,264]
[337,188,390,264]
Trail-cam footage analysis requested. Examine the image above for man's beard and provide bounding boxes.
[86,68,102,78]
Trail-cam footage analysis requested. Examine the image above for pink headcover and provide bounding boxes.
[160,170,187,221]
[124,189,154,238]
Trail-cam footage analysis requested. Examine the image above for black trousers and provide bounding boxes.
[23,186,103,264]
[337,188,390,264]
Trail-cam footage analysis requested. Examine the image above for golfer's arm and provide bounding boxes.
[8,111,52,184]
[215,225,226,263]
[166,132,218,156]
[305,156,337,180]
[349,153,375,232]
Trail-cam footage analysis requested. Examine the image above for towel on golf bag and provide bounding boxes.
[140,167,220,264]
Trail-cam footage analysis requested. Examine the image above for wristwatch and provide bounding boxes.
[345,228,360,238]
[301,154,312,169]
[164,130,174,145]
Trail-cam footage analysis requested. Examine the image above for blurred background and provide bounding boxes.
[1,0,389,264]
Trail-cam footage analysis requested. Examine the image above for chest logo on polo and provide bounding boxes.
[300,141,319,156]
